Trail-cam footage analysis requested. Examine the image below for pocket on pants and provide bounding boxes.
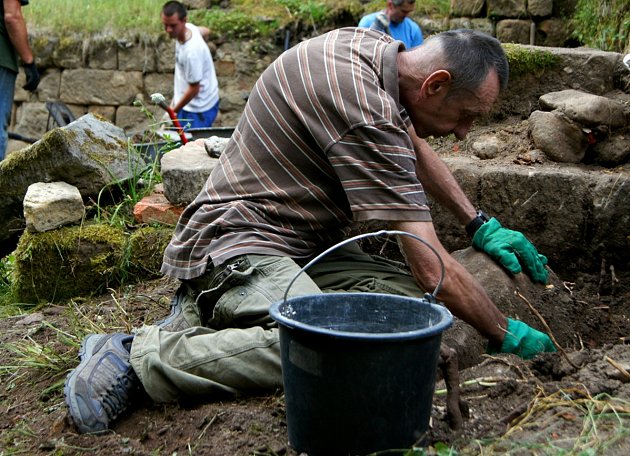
[194,256,252,326]
[210,283,278,329]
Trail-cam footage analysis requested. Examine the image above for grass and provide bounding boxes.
[22,0,449,38]
[0,286,155,397]
[23,0,627,52]
[90,100,169,229]
[463,386,630,455]
[572,0,629,53]
[23,0,166,35]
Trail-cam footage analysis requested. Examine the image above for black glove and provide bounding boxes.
[22,62,40,92]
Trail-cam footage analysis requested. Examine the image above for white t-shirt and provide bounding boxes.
[174,23,219,112]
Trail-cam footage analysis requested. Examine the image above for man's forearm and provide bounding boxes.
[392,220,507,345]
[4,0,34,64]
[172,83,200,113]
[410,128,476,226]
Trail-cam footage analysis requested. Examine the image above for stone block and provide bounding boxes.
[478,165,590,266]
[86,35,118,70]
[430,157,628,272]
[535,19,572,47]
[417,17,450,36]
[156,39,176,73]
[133,192,184,225]
[539,89,627,130]
[496,19,533,44]
[0,114,144,245]
[32,68,62,102]
[23,182,85,232]
[488,0,527,18]
[12,225,126,303]
[590,172,630,268]
[60,69,143,105]
[88,105,116,122]
[450,0,486,17]
[161,140,220,205]
[528,0,553,17]
[29,31,58,68]
[52,33,85,69]
[215,60,236,77]
[117,38,158,73]
[144,73,174,101]
[529,110,588,163]
[470,18,495,36]
[127,226,174,279]
[115,104,162,136]
[499,45,622,118]
[14,102,49,138]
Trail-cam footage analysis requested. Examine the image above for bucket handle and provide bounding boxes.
[283,230,445,304]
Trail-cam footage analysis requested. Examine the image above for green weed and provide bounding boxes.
[572,0,630,53]
[91,100,169,229]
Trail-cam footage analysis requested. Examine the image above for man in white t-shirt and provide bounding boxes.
[161,1,219,128]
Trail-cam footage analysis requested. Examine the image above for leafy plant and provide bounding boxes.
[192,8,280,40]
[0,253,14,292]
[277,0,327,23]
[91,100,170,229]
[572,0,630,53]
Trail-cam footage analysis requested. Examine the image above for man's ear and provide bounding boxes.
[419,70,452,98]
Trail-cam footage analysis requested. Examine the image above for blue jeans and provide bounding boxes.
[178,100,220,129]
[0,67,17,161]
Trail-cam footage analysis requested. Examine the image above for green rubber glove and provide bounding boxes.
[492,318,556,359]
[472,217,549,284]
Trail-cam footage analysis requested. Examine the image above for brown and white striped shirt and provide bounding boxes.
[162,27,431,280]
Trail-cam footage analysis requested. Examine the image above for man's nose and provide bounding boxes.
[453,121,473,140]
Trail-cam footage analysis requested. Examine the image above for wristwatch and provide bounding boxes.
[465,210,490,237]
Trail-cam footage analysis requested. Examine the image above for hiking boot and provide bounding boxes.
[156,283,197,331]
[64,333,141,434]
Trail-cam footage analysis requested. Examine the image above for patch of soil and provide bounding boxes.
[1,266,630,455]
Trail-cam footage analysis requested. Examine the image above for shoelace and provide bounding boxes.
[101,369,138,420]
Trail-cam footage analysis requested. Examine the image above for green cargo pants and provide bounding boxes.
[129,242,423,402]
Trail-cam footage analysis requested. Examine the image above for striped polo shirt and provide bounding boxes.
[162,27,431,280]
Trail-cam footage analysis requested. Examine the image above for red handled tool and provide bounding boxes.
[150,93,188,144]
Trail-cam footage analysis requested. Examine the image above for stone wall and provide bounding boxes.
[8,0,578,151]
[8,30,282,152]
[417,0,577,47]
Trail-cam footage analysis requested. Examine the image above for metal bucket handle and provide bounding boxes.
[283,229,445,304]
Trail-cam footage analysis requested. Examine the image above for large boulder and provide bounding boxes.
[0,114,145,255]
[429,157,630,274]
[443,248,586,369]
[161,140,220,205]
[539,89,628,130]
[12,223,173,303]
[528,110,589,163]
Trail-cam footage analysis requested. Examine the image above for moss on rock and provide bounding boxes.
[503,43,560,78]
[12,224,127,304]
[127,226,173,280]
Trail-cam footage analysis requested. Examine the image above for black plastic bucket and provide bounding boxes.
[269,292,453,455]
